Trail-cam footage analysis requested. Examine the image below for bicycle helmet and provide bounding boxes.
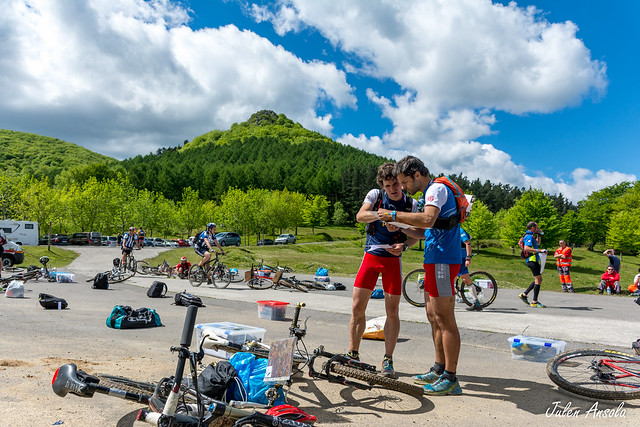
[265,404,317,424]
[129,226,135,231]
[207,222,216,229]
[39,256,50,265]
[180,256,187,262]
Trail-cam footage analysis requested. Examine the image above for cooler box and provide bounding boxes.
[257,300,289,321]
[195,322,266,359]
[508,335,566,363]
[314,276,331,283]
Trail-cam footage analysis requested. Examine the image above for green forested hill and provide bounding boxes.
[121,111,389,215]
[0,129,116,182]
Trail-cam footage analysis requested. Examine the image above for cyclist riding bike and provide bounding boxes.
[121,227,137,268]
[175,256,191,279]
[194,223,226,271]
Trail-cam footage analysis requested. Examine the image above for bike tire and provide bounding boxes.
[402,268,425,307]
[188,265,204,287]
[277,279,308,293]
[247,277,273,290]
[300,280,325,291]
[459,271,498,309]
[136,260,151,275]
[212,265,231,289]
[96,374,157,396]
[330,364,424,397]
[108,269,134,284]
[546,349,640,400]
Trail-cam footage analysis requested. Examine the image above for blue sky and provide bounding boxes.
[0,0,637,202]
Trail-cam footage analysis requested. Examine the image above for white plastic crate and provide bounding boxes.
[195,322,266,359]
[508,335,566,363]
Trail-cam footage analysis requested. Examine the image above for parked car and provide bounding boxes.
[152,237,166,247]
[101,236,118,247]
[69,232,102,246]
[257,238,274,246]
[164,239,178,248]
[142,237,154,247]
[1,241,24,267]
[216,232,241,247]
[171,239,190,247]
[39,234,69,245]
[274,234,296,244]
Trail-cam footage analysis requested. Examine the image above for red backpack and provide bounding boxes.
[518,234,528,259]
[432,176,473,229]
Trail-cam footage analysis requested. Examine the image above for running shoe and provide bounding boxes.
[381,357,396,378]
[423,377,462,395]
[466,302,483,311]
[346,351,360,361]
[413,370,441,385]
[530,302,546,308]
[518,293,529,305]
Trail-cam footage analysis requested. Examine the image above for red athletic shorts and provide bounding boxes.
[422,263,460,298]
[354,252,403,296]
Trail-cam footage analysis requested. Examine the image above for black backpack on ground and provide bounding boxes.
[197,361,238,399]
[147,281,168,298]
[174,290,205,307]
[106,305,163,329]
[92,273,109,289]
[38,293,68,310]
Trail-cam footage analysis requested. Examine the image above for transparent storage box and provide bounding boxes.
[508,335,566,363]
[195,322,266,359]
[257,300,289,321]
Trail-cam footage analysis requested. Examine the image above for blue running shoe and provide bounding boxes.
[412,370,440,385]
[423,377,462,395]
[381,357,396,378]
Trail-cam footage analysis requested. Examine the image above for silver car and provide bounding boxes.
[274,234,296,244]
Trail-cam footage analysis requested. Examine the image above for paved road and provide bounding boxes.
[1,246,638,426]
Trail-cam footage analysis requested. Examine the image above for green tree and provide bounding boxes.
[0,171,22,220]
[463,200,497,251]
[302,195,330,234]
[331,201,350,226]
[501,190,562,249]
[606,210,640,254]
[177,187,206,238]
[560,210,586,246]
[578,182,632,250]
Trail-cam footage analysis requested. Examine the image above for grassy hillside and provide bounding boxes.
[0,129,116,182]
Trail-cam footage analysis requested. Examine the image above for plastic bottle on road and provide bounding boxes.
[607,287,612,295]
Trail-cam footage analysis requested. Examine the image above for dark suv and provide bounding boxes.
[215,232,241,246]
[69,232,102,246]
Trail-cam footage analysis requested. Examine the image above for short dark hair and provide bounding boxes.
[376,162,396,187]
[526,221,537,230]
[393,156,429,178]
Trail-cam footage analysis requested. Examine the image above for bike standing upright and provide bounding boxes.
[121,226,138,272]
[194,223,226,272]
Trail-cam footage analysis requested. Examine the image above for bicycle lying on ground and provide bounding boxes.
[546,340,640,400]
[402,268,498,309]
[0,256,56,289]
[86,254,136,284]
[137,259,172,277]
[52,305,313,426]
[188,252,231,289]
[200,302,424,398]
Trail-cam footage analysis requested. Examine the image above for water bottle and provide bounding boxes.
[607,287,611,295]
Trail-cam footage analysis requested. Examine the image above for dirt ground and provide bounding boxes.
[0,247,638,426]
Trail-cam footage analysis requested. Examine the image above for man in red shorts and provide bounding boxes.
[348,162,421,378]
[379,156,465,395]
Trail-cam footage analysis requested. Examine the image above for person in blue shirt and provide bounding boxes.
[603,249,621,273]
[194,223,225,270]
[349,162,421,379]
[378,156,464,396]
[518,221,548,308]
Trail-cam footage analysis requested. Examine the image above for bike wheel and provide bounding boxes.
[459,271,498,308]
[136,260,151,275]
[127,256,137,276]
[276,279,308,293]
[300,280,325,291]
[188,265,204,287]
[247,277,273,290]
[402,268,425,307]
[212,265,231,289]
[108,268,134,284]
[330,364,424,397]
[546,349,640,400]
[96,374,157,395]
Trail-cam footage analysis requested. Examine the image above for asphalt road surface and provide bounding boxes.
[0,246,638,426]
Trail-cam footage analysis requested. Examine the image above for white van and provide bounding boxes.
[0,220,39,246]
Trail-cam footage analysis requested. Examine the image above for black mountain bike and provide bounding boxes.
[52,305,313,427]
[402,268,498,309]
[188,252,231,289]
[200,302,424,398]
